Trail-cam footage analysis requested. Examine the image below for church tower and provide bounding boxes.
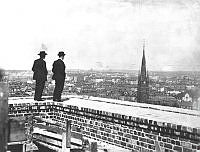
[137,43,149,103]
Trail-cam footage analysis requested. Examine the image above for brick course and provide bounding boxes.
[8,100,200,152]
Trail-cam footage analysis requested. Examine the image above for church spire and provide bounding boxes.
[141,41,146,76]
[137,41,149,103]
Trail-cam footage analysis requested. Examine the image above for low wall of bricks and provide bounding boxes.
[8,99,200,152]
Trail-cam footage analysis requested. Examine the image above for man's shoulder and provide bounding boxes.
[33,59,39,64]
[34,59,46,65]
[54,59,63,64]
[35,58,44,62]
[53,59,58,64]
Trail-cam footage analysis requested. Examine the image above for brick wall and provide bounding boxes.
[8,100,200,152]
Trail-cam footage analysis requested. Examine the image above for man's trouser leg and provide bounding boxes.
[35,80,45,100]
[53,79,64,101]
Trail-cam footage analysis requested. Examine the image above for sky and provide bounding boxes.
[0,0,200,71]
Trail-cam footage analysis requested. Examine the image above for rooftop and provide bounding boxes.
[8,95,200,128]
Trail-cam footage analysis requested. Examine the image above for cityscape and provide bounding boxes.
[1,0,200,151]
[4,49,200,152]
[6,57,200,111]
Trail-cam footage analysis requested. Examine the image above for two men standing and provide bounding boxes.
[32,51,66,102]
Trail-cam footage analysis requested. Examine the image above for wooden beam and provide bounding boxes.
[0,80,9,152]
[66,120,71,148]
[90,142,97,152]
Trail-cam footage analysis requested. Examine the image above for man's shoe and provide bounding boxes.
[37,98,45,101]
[34,98,39,101]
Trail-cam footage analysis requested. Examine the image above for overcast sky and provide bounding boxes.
[0,0,200,71]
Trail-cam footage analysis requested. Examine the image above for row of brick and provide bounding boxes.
[8,101,200,152]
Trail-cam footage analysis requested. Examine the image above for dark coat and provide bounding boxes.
[52,59,66,80]
[32,58,48,81]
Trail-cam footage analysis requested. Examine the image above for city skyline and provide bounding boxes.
[0,0,200,71]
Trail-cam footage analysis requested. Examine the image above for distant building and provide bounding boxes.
[176,88,200,110]
[137,44,149,103]
[93,78,104,83]
[149,95,178,107]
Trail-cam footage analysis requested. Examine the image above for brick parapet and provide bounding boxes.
[8,99,200,152]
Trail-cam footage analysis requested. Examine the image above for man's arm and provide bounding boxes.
[32,61,36,72]
[52,61,56,73]
[44,61,48,75]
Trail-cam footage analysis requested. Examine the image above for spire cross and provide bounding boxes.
[143,39,145,52]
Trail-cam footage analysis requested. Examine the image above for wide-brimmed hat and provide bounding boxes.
[58,51,66,57]
[38,51,47,56]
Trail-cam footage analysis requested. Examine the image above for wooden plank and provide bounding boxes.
[66,120,71,148]
[90,142,97,152]
[0,81,9,152]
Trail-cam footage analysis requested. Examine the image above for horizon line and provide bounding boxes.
[4,69,200,72]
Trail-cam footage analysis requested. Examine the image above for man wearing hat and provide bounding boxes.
[32,51,48,101]
[52,51,66,102]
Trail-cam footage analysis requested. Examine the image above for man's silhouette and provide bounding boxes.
[32,51,48,101]
[52,51,66,102]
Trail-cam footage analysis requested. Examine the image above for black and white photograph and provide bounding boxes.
[0,0,200,151]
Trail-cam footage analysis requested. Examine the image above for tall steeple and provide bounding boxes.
[141,42,146,77]
[137,41,149,103]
